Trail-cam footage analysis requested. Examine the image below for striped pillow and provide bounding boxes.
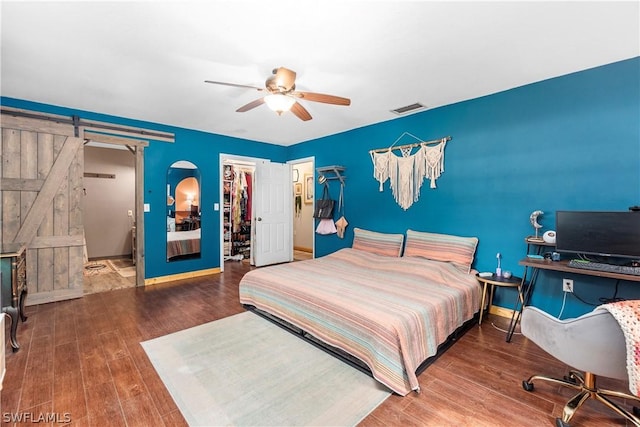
[403,229,478,273]
[352,228,404,257]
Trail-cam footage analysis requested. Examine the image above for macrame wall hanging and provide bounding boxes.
[369,132,451,210]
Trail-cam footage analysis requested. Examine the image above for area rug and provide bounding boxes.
[106,258,136,278]
[141,311,390,426]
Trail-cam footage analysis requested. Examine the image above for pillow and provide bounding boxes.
[403,229,478,273]
[352,228,404,257]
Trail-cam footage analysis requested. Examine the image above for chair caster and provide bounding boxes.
[555,418,570,427]
[522,380,534,392]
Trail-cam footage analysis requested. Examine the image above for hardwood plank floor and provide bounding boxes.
[2,260,635,426]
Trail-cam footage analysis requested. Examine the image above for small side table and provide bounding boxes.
[475,273,523,331]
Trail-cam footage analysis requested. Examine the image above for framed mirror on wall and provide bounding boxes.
[166,160,201,262]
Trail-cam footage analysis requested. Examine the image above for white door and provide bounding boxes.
[253,160,293,267]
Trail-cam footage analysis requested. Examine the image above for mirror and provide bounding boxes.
[167,160,201,262]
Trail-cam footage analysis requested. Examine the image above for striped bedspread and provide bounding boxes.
[239,248,481,395]
[166,229,200,259]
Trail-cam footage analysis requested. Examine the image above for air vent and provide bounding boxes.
[390,102,427,115]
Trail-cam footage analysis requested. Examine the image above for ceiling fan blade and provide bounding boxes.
[205,80,264,91]
[290,102,312,121]
[293,91,351,106]
[236,97,265,112]
[273,67,297,91]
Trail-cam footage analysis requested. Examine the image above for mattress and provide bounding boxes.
[239,248,481,395]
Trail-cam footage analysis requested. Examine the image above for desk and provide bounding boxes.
[476,273,523,326]
[1,244,28,351]
[519,258,640,282]
[511,257,640,343]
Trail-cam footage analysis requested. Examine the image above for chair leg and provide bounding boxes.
[523,374,583,393]
[524,370,640,426]
[566,370,584,386]
[598,387,640,404]
[594,393,640,426]
[561,389,591,424]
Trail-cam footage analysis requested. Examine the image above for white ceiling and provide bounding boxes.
[1,1,638,146]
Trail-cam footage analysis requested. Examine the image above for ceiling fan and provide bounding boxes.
[205,67,350,121]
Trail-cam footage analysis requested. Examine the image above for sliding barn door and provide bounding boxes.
[1,115,84,305]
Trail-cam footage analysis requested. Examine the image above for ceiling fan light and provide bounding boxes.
[264,94,295,115]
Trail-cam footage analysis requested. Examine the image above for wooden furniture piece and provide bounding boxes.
[519,257,640,283]
[1,244,28,351]
[0,308,4,390]
[515,249,640,344]
[475,273,523,326]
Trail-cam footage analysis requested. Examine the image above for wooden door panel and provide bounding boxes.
[1,120,84,305]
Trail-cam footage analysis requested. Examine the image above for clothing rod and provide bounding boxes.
[369,136,451,154]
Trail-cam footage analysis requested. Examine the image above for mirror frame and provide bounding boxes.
[167,161,201,262]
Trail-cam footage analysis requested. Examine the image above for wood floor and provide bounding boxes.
[2,260,635,426]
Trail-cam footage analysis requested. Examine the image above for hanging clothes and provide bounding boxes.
[233,170,242,232]
[244,171,252,219]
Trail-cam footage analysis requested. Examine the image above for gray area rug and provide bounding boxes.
[141,311,390,426]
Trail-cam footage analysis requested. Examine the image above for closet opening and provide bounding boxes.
[222,159,256,265]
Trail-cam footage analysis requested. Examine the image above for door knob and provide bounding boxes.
[256,217,262,221]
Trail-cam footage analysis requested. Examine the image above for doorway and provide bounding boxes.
[289,158,314,260]
[220,154,293,270]
[222,158,256,265]
[83,143,137,293]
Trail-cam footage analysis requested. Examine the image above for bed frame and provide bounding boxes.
[244,304,478,394]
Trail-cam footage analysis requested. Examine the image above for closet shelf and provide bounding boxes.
[316,165,346,186]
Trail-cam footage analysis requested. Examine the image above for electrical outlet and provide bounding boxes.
[563,278,574,293]
[127,210,133,217]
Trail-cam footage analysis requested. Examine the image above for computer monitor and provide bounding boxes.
[555,211,640,260]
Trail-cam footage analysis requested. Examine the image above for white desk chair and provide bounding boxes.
[521,305,640,427]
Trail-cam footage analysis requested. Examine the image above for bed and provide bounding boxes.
[167,229,201,260]
[239,228,481,395]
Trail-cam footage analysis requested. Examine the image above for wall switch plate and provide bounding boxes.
[563,278,574,293]
[127,210,133,217]
[143,203,150,212]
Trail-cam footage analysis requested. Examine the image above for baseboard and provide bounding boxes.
[490,305,515,319]
[144,267,221,286]
[293,246,312,253]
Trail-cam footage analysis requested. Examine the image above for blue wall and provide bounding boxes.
[2,57,638,317]
[0,97,287,278]
[288,57,640,318]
